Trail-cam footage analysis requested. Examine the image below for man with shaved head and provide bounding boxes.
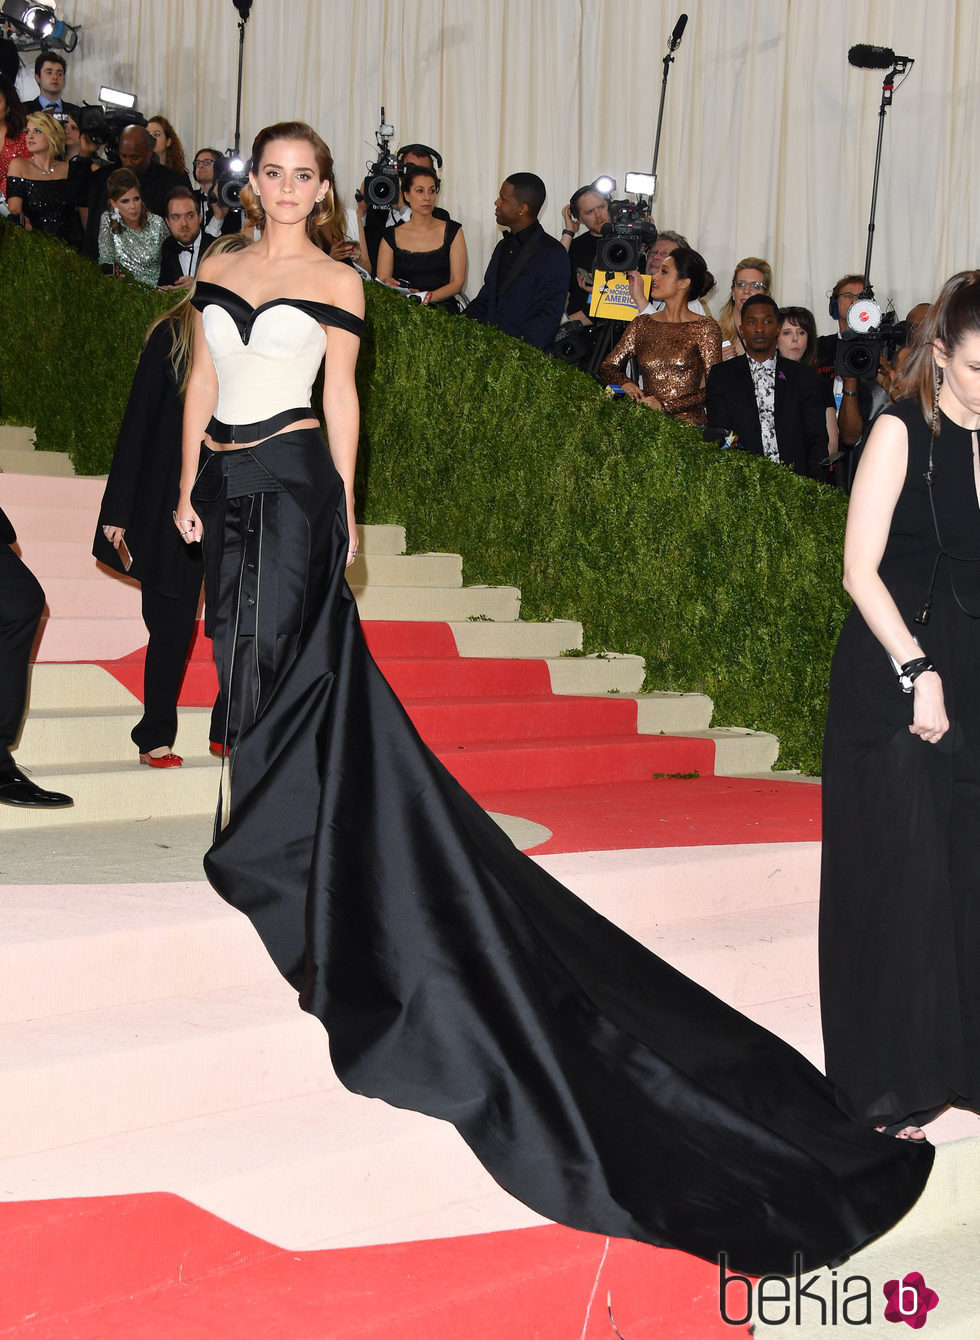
[83,123,190,259]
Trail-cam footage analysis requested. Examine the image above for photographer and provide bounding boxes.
[560,185,610,323]
[358,141,448,274]
[192,147,243,236]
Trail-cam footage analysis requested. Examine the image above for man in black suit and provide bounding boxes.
[465,173,569,352]
[0,506,73,808]
[21,51,79,120]
[705,294,829,481]
[82,124,190,260]
[191,147,243,237]
[158,186,210,288]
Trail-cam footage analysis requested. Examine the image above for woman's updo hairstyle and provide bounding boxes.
[401,163,440,195]
[669,246,715,302]
[241,120,336,240]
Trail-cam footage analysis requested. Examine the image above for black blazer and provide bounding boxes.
[0,505,16,546]
[21,97,81,119]
[704,354,829,481]
[158,232,209,287]
[465,222,570,351]
[93,319,203,596]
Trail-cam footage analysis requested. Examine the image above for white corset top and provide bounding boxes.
[190,281,365,426]
[203,304,326,423]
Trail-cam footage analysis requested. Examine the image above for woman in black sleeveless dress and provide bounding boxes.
[173,121,932,1278]
[375,163,467,312]
[820,271,980,1140]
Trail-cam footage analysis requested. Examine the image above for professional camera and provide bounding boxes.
[355,109,401,210]
[76,104,148,162]
[595,197,658,273]
[834,294,912,379]
[214,154,249,211]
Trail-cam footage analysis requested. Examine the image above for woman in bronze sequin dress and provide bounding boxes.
[600,247,722,425]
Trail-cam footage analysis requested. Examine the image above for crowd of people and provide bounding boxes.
[4,28,980,1261]
[1,47,925,492]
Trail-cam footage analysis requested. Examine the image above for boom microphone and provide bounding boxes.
[668,14,688,51]
[848,44,897,69]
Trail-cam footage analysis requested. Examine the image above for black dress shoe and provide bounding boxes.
[0,766,74,809]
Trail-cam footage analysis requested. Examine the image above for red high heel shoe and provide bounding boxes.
[209,742,230,758]
[139,751,183,768]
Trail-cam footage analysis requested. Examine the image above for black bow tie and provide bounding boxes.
[177,241,197,254]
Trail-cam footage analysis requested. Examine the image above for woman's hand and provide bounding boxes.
[909,671,948,744]
[640,393,663,410]
[627,270,647,308]
[173,497,203,544]
[330,239,359,262]
[621,381,645,403]
[101,525,125,548]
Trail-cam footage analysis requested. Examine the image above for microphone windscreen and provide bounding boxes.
[671,14,689,45]
[848,43,897,69]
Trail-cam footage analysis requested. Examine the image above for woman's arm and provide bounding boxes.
[843,411,947,741]
[175,306,218,543]
[4,164,26,221]
[321,266,365,565]
[426,224,467,305]
[375,234,401,287]
[599,320,644,401]
[97,211,114,266]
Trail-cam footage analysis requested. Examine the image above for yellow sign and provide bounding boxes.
[589,271,651,321]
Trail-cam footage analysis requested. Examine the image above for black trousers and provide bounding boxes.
[0,543,46,770]
[133,564,207,752]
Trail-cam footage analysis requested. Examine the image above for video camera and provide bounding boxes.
[835,292,913,379]
[595,197,658,274]
[355,109,400,210]
[75,104,148,163]
[214,154,249,211]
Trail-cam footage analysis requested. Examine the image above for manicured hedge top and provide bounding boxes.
[0,222,849,773]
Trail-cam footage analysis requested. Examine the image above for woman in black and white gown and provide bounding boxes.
[173,121,931,1276]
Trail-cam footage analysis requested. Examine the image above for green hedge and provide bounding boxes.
[0,222,849,773]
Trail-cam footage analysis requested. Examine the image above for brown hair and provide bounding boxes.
[148,114,188,176]
[778,306,818,366]
[106,168,149,232]
[240,120,336,241]
[0,74,27,138]
[893,271,980,424]
[719,257,774,346]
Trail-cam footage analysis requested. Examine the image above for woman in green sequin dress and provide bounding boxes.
[97,168,167,287]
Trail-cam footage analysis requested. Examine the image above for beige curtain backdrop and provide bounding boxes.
[33,0,980,326]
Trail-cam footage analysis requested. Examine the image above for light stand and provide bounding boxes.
[861,54,912,292]
[231,0,253,158]
[648,13,687,203]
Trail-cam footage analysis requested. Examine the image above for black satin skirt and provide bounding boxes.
[192,428,931,1275]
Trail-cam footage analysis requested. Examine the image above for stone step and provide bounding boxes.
[447,618,582,658]
[0,446,75,476]
[25,663,141,710]
[0,755,221,831]
[15,704,212,766]
[351,584,522,622]
[2,845,821,1023]
[0,1086,517,1252]
[0,978,330,1158]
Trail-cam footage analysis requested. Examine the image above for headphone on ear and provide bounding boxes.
[828,292,840,321]
[396,143,443,172]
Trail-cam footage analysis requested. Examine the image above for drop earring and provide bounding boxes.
[932,361,943,437]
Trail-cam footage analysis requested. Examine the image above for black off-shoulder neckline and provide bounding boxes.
[191,280,364,343]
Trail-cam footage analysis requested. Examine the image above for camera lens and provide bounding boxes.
[366,174,397,207]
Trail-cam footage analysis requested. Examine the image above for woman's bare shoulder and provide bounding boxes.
[308,255,365,315]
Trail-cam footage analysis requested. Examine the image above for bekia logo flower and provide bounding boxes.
[882,1272,938,1328]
